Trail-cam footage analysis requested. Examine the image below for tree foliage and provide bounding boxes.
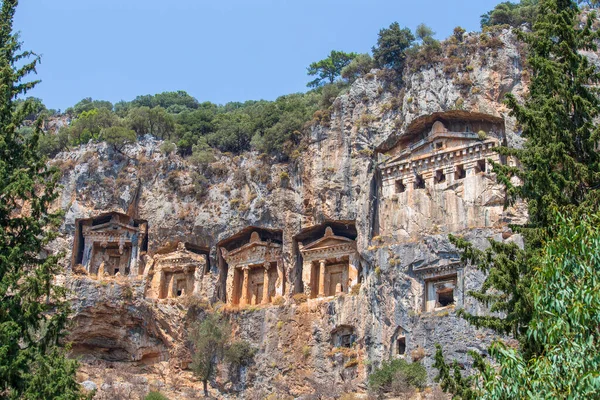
[189,313,231,397]
[368,359,427,395]
[438,215,600,399]
[437,0,600,397]
[306,50,357,88]
[481,0,539,28]
[0,0,80,398]
[341,53,375,83]
[372,22,415,73]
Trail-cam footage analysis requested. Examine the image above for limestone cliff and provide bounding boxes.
[51,27,530,399]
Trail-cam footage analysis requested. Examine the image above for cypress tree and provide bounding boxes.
[454,0,600,347]
[436,0,600,396]
[0,0,81,398]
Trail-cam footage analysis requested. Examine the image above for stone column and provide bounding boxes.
[275,259,284,296]
[262,263,270,304]
[167,274,174,298]
[423,171,434,189]
[240,266,250,307]
[444,165,455,184]
[348,253,359,290]
[82,241,93,273]
[226,264,236,305]
[302,260,313,297]
[318,260,326,297]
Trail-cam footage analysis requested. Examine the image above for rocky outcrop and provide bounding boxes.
[50,27,532,399]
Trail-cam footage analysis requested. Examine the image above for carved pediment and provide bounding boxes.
[301,227,355,251]
[84,222,139,235]
[155,249,206,266]
[221,231,282,268]
[299,227,356,262]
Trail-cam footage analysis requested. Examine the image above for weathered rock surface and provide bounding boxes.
[49,28,533,399]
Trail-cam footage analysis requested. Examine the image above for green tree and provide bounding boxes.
[126,106,175,139]
[437,215,600,398]
[480,0,539,28]
[101,126,137,152]
[0,0,80,398]
[341,53,375,83]
[307,50,357,88]
[207,112,253,153]
[436,0,600,396]
[67,107,119,145]
[415,23,435,44]
[368,359,427,396]
[477,215,600,398]
[148,106,175,139]
[65,97,113,116]
[189,313,231,397]
[372,22,415,73]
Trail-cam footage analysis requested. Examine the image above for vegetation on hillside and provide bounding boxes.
[0,0,81,398]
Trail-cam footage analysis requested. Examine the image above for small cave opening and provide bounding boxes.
[397,337,406,355]
[455,164,466,180]
[434,169,445,184]
[414,174,425,189]
[395,179,406,193]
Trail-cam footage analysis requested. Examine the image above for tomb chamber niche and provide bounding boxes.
[72,212,148,276]
[299,226,359,299]
[145,242,207,300]
[377,111,507,237]
[413,261,464,312]
[220,229,284,306]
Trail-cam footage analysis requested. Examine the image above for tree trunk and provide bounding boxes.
[203,379,208,397]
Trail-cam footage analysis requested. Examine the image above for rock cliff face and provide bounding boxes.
[53,28,529,399]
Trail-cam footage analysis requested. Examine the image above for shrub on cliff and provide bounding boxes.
[368,359,427,396]
[145,391,169,400]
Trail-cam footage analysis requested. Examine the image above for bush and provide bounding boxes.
[368,359,427,395]
[102,126,137,151]
[292,293,308,304]
[225,341,256,368]
[160,141,177,155]
[145,392,169,400]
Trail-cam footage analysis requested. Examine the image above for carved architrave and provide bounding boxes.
[380,138,500,183]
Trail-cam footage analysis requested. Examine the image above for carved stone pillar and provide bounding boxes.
[318,260,326,297]
[82,241,93,272]
[262,263,270,304]
[167,274,174,298]
[348,253,359,290]
[275,259,284,296]
[302,260,313,297]
[240,266,250,307]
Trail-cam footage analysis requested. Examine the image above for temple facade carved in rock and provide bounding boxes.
[72,212,148,276]
[145,242,207,299]
[378,112,506,238]
[299,226,359,298]
[220,230,284,306]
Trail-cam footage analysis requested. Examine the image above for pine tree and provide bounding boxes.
[456,0,599,346]
[437,0,600,396]
[0,1,81,398]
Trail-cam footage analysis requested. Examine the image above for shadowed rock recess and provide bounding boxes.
[52,28,532,398]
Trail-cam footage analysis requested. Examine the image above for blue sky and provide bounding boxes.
[15,0,501,111]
